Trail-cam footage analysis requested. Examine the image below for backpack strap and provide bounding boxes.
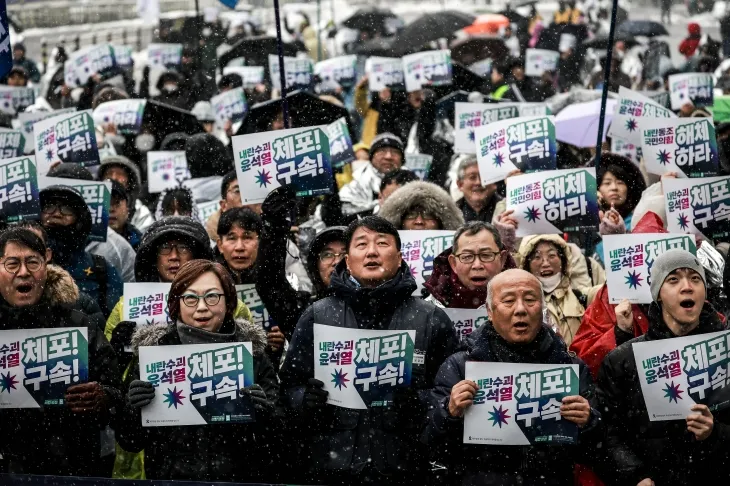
[584,254,594,285]
[91,254,109,317]
[572,289,588,309]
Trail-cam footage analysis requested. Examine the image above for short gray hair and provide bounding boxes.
[486,277,546,312]
[456,155,479,182]
[453,221,503,254]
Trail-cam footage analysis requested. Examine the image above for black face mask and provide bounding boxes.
[46,224,85,263]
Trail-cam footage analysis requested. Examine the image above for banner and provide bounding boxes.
[232,126,332,204]
[669,73,713,110]
[640,117,718,178]
[92,99,146,135]
[268,55,313,91]
[602,233,697,304]
[0,86,35,115]
[14,108,75,155]
[475,115,557,185]
[0,327,89,409]
[211,87,248,130]
[112,45,134,68]
[404,154,432,180]
[0,128,25,158]
[632,330,730,421]
[197,200,219,224]
[608,87,675,145]
[663,175,730,240]
[222,66,265,89]
[464,362,580,445]
[454,102,550,154]
[610,137,642,167]
[313,324,415,409]
[506,168,599,237]
[365,56,404,91]
[443,308,488,342]
[122,283,171,326]
[146,151,190,193]
[235,284,275,331]
[0,155,40,223]
[139,342,255,426]
[40,177,111,242]
[399,230,455,295]
[402,50,452,93]
[0,0,12,80]
[147,43,183,68]
[314,55,357,88]
[327,117,355,169]
[63,45,116,88]
[524,49,560,77]
[34,110,99,176]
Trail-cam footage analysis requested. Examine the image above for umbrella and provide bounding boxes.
[218,36,303,71]
[555,98,617,148]
[142,100,203,142]
[390,11,476,56]
[581,32,639,50]
[342,7,399,32]
[431,63,490,97]
[547,89,619,116]
[508,0,539,6]
[536,23,589,51]
[237,90,352,136]
[463,14,510,36]
[449,37,510,65]
[617,20,669,37]
[354,37,397,57]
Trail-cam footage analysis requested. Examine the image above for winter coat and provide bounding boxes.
[457,194,502,224]
[596,303,730,486]
[338,162,383,216]
[279,261,458,482]
[379,181,465,231]
[679,23,702,58]
[424,322,601,485]
[86,227,137,283]
[116,318,279,482]
[0,265,122,477]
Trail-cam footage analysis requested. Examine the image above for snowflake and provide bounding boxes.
[663,381,683,403]
[677,213,690,231]
[524,206,541,223]
[488,405,511,428]
[254,169,272,188]
[625,118,638,133]
[331,368,350,391]
[0,372,17,394]
[493,153,505,167]
[625,270,643,290]
[163,386,185,409]
[657,150,672,166]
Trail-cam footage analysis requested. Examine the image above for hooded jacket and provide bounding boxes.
[338,162,384,216]
[0,264,122,477]
[424,322,600,485]
[596,303,730,486]
[379,181,465,231]
[116,318,279,482]
[99,155,154,232]
[679,23,702,58]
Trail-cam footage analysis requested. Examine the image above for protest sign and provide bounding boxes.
[524,49,560,77]
[663,176,730,240]
[464,362,580,445]
[507,168,599,237]
[365,57,405,91]
[0,156,40,223]
[139,342,255,426]
[15,108,75,155]
[327,117,355,169]
[222,66,265,89]
[399,230,455,295]
[122,283,171,326]
[632,330,730,421]
[313,324,415,409]
[226,57,246,68]
[443,308,488,342]
[268,55,313,91]
[640,117,718,178]
[475,115,557,185]
[610,137,642,166]
[232,126,332,204]
[40,177,111,242]
[0,327,88,409]
[402,50,452,92]
[454,102,550,154]
[609,87,675,145]
[669,73,713,110]
[112,45,134,68]
[34,110,99,175]
[197,200,220,225]
[0,86,35,115]
[236,285,275,331]
[63,45,116,88]
[147,43,183,68]
[0,128,25,158]
[642,90,671,109]
[211,87,248,130]
[405,154,433,180]
[92,99,146,135]
[603,234,697,304]
[147,151,190,193]
[314,55,358,88]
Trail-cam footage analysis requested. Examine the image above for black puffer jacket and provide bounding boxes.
[596,303,730,486]
[424,322,601,485]
[117,318,279,482]
[279,261,458,484]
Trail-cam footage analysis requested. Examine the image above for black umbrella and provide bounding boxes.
[449,37,510,65]
[581,32,639,50]
[353,37,397,57]
[142,100,203,143]
[431,63,490,99]
[342,7,399,33]
[218,36,304,71]
[390,11,476,56]
[617,20,669,37]
[508,0,539,6]
[536,23,589,51]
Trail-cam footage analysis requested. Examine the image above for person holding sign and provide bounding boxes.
[596,250,730,486]
[119,260,278,482]
[455,156,503,224]
[0,228,123,477]
[279,216,458,485]
[424,269,599,484]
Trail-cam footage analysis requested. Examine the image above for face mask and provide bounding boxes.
[538,273,563,293]
[135,133,156,152]
[162,83,179,93]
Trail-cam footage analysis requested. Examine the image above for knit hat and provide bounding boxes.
[369,132,404,160]
[650,249,706,302]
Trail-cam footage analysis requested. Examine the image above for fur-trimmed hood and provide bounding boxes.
[131,318,268,357]
[44,264,80,306]
[378,180,465,230]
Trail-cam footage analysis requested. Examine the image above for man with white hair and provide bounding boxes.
[455,156,502,224]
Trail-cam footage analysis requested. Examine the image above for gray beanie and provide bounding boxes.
[650,249,706,302]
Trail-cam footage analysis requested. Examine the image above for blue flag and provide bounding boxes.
[0,0,11,80]
[218,0,239,8]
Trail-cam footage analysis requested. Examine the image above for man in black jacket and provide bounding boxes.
[597,249,730,486]
[279,216,458,486]
[424,269,600,485]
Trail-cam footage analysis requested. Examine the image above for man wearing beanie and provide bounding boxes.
[338,132,405,216]
[596,250,730,486]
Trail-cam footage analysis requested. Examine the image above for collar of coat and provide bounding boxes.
[468,321,573,364]
[646,301,726,341]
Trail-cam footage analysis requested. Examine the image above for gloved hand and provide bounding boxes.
[303,378,328,410]
[127,380,155,409]
[240,384,275,414]
[66,382,108,413]
[261,185,297,232]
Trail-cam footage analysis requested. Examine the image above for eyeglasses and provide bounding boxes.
[42,203,75,216]
[159,243,193,256]
[403,210,437,222]
[180,292,224,307]
[2,257,44,274]
[319,251,345,264]
[530,252,561,263]
[454,252,499,264]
